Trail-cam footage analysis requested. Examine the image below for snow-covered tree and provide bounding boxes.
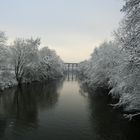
[0,31,6,46]
[115,0,140,61]
[0,31,8,66]
[37,47,64,80]
[78,0,140,118]
[110,0,140,115]
[10,38,40,84]
[0,31,64,90]
[78,41,122,91]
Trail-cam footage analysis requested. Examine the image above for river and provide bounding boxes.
[0,73,140,140]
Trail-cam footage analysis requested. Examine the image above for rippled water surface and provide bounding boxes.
[0,74,140,140]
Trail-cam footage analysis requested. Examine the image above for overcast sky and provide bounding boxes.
[0,0,124,62]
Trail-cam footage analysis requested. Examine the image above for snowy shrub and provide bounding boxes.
[0,70,17,91]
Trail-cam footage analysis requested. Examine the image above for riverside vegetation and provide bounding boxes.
[78,0,140,119]
[0,33,64,90]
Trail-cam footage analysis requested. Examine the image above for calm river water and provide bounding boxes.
[0,74,140,140]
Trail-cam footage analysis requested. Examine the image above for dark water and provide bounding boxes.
[0,74,140,140]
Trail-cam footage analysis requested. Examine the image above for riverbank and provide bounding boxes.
[78,78,140,120]
[0,70,64,92]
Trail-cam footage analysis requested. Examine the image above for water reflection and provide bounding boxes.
[0,80,63,138]
[0,76,140,140]
[0,115,6,138]
[80,84,140,140]
[65,72,77,81]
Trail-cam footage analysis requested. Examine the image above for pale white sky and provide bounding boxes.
[0,0,124,62]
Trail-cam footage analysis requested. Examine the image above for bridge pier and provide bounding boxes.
[64,63,79,72]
